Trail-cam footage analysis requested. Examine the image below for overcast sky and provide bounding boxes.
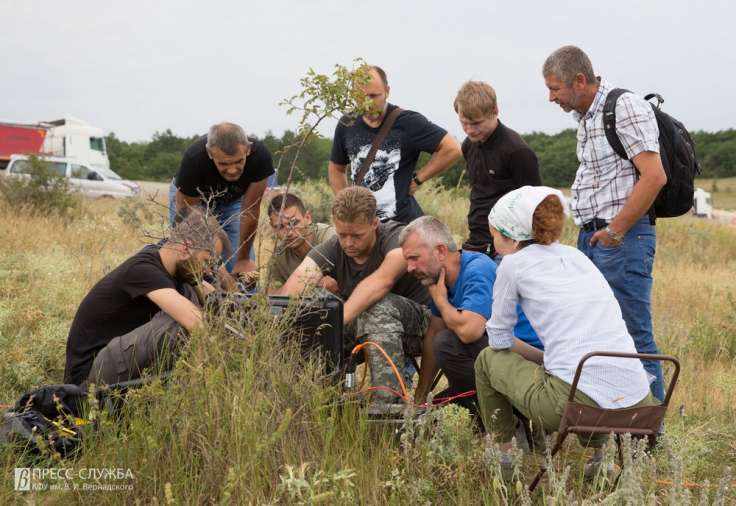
[2,0,733,142]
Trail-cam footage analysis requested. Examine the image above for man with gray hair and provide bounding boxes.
[399,216,540,410]
[543,45,667,401]
[170,122,274,273]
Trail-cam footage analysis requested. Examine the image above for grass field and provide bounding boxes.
[1,181,734,504]
[696,177,736,210]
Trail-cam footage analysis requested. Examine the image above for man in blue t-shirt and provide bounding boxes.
[399,216,541,408]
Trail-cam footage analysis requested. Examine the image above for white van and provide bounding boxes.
[4,155,140,199]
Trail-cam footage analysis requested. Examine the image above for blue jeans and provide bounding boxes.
[168,180,252,272]
[577,216,665,401]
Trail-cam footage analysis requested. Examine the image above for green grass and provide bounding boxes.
[0,185,734,504]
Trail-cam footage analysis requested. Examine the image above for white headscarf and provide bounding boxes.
[488,186,567,241]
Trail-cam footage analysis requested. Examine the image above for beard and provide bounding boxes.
[174,260,200,285]
[415,269,440,286]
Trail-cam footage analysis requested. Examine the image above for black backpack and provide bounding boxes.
[603,89,700,218]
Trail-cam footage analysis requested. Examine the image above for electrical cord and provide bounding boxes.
[346,340,477,408]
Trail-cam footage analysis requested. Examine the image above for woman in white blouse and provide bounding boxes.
[474,186,658,476]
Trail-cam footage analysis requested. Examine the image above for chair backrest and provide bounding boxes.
[560,351,680,444]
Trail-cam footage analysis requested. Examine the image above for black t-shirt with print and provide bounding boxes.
[175,135,274,205]
[307,221,431,305]
[63,245,182,384]
[331,104,447,223]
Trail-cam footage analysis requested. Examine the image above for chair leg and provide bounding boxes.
[410,356,420,376]
[513,409,534,451]
[612,433,624,489]
[430,370,443,391]
[411,355,444,393]
[529,431,568,492]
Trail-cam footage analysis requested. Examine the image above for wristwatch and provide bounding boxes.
[412,174,423,186]
[604,226,625,244]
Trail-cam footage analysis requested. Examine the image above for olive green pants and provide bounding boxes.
[474,347,659,447]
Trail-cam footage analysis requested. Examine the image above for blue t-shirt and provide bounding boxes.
[431,251,542,350]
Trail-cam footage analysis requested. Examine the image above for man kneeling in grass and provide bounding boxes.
[266,192,335,290]
[63,209,230,386]
[475,186,659,480]
[398,216,541,413]
[278,186,434,414]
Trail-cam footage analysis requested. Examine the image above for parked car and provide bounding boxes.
[4,155,140,199]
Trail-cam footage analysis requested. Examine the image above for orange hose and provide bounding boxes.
[654,479,736,489]
[350,340,409,401]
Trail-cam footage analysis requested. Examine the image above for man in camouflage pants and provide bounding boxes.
[280,187,440,413]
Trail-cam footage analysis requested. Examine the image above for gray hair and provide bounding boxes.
[399,216,457,252]
[542,45,596,85]
[205,122,249,155]
[170,207,231,257]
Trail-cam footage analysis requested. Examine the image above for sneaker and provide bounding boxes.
[499,452,514,482]
[583,449,620,481]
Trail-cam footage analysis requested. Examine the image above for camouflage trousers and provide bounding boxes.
[345,293,431,403]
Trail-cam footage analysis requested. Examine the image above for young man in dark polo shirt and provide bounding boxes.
[454,81,542,257]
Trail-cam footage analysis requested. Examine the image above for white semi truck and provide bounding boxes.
[0,116,110,172]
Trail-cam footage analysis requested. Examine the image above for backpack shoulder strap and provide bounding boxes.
[353,107,403,186]
[603,88,630,161]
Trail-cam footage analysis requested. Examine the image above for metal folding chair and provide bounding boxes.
[529,351,680,492]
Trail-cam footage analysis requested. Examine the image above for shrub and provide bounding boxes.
[0,156,80,219]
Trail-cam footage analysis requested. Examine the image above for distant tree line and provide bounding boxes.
[107,128,736,187]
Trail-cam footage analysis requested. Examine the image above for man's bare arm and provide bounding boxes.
[414,316,446,404]
[594,151,667,245]
[434,302,487,344]
[147,288,203,332]
[409,134,462,193]
[277,256,325,296]
[233,178,268,273]
[175,190,200,216]
[510,337,544,365]
[428,269,486,343]
[328,162,348,194]
[343,248,407,324]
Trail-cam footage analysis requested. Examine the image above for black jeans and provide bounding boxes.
[433,328,489,394]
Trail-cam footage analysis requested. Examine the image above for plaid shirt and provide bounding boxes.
[570,79,660,225]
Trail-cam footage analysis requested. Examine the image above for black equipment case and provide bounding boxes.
[267,293,344,376]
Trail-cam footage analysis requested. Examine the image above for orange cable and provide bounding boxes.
[655,478,735,489]
[350,341,409,401]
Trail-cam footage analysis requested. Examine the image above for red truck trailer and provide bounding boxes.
[0,123,48,170]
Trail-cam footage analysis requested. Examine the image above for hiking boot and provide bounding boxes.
[366,400,407,418]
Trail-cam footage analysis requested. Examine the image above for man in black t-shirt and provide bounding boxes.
[169,122,274,273]
[328,66,461,224]
[64,211,229,385]
[279,187,442,413]
[454,81,542,256]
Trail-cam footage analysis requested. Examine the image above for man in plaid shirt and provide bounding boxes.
[541,45,667,401]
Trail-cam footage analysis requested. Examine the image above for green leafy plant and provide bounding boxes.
[0,155,80,219]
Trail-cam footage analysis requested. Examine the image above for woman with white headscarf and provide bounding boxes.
[474,185,659,478]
